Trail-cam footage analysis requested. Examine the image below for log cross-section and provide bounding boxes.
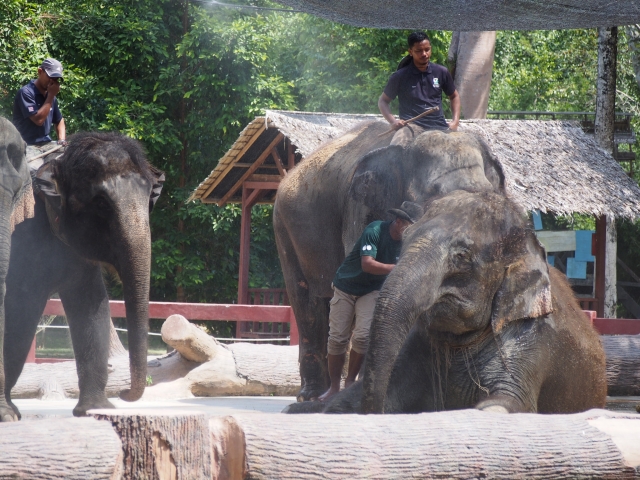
[217,133,284,207]
[91,410,212,480]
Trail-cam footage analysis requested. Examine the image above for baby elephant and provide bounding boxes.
[285,190,607,415]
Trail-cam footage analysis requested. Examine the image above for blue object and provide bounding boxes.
[547,255,555,267]
[574,230,595,262]
[566,257,587,279]
[532,210,543,230]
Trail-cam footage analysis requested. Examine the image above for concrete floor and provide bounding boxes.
[16,396,297,420]
[15,396,640,419]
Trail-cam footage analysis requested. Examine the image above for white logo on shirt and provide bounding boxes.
[362,245,373,251]
[28,106,34,112]
[433,78,440,88]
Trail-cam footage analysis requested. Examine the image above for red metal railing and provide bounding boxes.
[236,288,291,342]
[27,296,299,363]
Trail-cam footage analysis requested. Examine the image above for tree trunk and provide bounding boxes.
[625,25,640,89]
[0,417,123,479]
[232,410,639,479]
[92,410,212,480]
[595,26,618,153]
[161,314,221,363]
[447,31,496,119]
[602,334,640,396]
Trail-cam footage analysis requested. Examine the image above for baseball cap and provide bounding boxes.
[40,58,64,78]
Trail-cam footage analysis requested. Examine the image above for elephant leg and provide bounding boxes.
[59,261,114,416]
[276,225,331,401]
[3,265,55,420]
[384,330,442,413]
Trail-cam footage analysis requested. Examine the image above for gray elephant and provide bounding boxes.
[2,131,163,420]
[286,189,607,414]
[0,117,35,422]
[274,121,504,401]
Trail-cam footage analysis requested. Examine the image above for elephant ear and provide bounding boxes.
[148,164,165,212]
[33,157,70,243]
[491,228,553,334]
[342,145,405,251]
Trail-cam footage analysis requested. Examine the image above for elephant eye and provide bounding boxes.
[93,196,111,212]
[451,249,473,270]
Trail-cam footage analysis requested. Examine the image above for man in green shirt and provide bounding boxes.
[319,201,424,402]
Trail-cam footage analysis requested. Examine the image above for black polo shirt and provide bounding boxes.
[383,62,456,130]
[12,80,63,145]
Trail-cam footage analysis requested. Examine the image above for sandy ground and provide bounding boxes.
[15,396,639,419]
[16,396,297,420]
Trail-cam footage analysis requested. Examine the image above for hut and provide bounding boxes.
[190,110,640,320]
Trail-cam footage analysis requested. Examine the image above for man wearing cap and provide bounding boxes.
[319,201,424,402]
[378,31,460,147]
[12,58,66,147]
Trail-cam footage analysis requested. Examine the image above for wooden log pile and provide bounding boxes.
[13,321,640,399]
[0,409,638,479]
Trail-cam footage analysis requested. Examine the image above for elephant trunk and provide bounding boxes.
[361,238,443,413]
[114,200,152,402]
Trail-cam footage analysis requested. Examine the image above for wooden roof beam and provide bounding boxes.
[201,122,266,201]
[271,149,287,177]
[217,133,284,207]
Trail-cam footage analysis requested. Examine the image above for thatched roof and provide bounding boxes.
[275,0,640,31]
[190,110,640,219]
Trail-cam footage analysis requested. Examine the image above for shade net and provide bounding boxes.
[275,0,640,31]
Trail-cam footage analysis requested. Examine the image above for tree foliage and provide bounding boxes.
[3,2,640,316]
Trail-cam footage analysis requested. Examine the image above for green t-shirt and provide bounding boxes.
[332,220,401,296]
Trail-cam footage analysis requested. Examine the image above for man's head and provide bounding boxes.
[388,201,424,240]
[407,32,432,71]
[37,58,64,89]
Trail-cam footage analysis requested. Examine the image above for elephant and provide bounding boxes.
[274,120,504,401]
[2,130,163,420]
[285,189,607,415]
[0,117,35,422]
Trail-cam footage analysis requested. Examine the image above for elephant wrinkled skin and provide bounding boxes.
[0,117,35,422]
[286,190,607,415]
[274,121,504,401]
[2,131,163,419]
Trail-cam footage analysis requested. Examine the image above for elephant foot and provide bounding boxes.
[73,397,115,417]
[296,383,327,402]
[0,400,20,422]
[282,400,326,414]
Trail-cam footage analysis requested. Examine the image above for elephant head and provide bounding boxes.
[342,129,504,252]
[0,117,34,421]
[361,190,552,413]
[35,132,163,402]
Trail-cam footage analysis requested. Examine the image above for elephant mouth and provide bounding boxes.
[429,323,494,348]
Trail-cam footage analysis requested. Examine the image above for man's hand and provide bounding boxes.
[447,120,459,131]
[391,119,406,131]
[47,80,61,98]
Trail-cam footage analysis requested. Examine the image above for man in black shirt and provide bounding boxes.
[379,32,460,146]
[12,58,66,146]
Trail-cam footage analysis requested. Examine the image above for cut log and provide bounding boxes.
[161,314,222,363]
[11,334,640,400]
[230,410,640,479]
[602,335,640,396]
[91,409,212,480]
[109,319,128,358]
[0,417,123,479]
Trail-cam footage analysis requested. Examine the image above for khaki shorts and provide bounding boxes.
[327,286,379,355]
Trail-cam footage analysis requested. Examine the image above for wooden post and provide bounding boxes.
[26,337,36,363]
[595,216,607,318]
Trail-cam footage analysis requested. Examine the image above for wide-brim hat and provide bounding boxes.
[41,58,63,78]
[388,201,424,224]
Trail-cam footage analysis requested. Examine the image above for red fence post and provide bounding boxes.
[25,337,36,363]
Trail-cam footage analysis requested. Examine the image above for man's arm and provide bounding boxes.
[361,255,395,275]
[378,93,405,131]
[448,90,461,131]
[55,118,66,143]
[28,82,60,127]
